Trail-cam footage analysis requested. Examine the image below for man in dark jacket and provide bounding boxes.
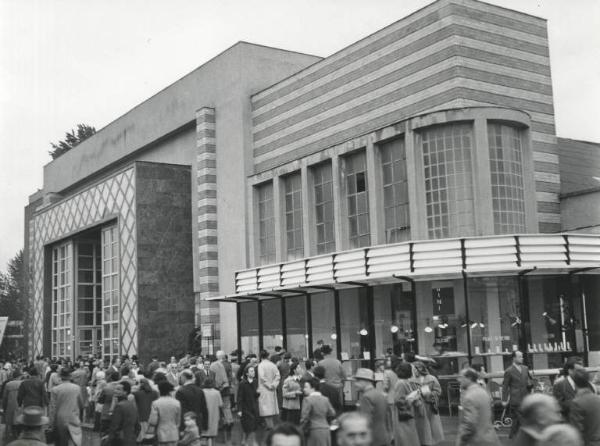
[353,368,390,446]
[313,366,343,415]
[17,368,47,409]
[569,368,600,446]
[175,369,209,430]
[106,381,139,446]
[502,351,532,438]
[553,356,592,419]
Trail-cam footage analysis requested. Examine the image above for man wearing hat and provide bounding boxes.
[49,368,83,446]
[7,405,49,446]
[352,368,390,446]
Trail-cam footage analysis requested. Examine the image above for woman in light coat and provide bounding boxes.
[282,362,303,424]
[393,363,421,446]
[409,361,444,446]
[148,381,181,446]
[257,350,280,428]
[202,377,223,445]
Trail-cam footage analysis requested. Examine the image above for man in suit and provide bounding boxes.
[353,368,390,446]
[49,368,84,446]
[17,367,47,409]
[569,368,600,446]
[175,369,209,431]
[502,350,532,438]
[106,381,139,446]
[553,356,591,419]
[457,368,500,446]
[313,366,343,415]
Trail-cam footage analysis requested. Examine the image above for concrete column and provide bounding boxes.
[301,161,314,257]
[331,154,345,251]
[472,117,494,235]
[485,281,504,373]
[405,127,427,239]
[194,107,221,348]
[366,140,382,245]
[273,175,283,262]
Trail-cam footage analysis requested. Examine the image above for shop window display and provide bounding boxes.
[240,301,259,356]
[262,299,283,352]
[286,295,309,359]
[310,291,338,358]
[373,283,415,358]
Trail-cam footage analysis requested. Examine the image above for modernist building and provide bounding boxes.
[25,0,599,382]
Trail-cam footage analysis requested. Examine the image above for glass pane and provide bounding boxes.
[286,296,309,359]
[262,299,283,351]
[311,292,337,358]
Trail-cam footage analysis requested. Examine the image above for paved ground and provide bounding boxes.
[2,416,512,446]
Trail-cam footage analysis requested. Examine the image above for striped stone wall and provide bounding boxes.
[193,107,221,348]
[252,0,560,232]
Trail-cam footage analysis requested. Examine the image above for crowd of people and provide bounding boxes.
[1,346,600,446]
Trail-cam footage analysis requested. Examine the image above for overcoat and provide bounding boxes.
[456,383,500,446]
[257,359,280,416]
[50,381,84,446]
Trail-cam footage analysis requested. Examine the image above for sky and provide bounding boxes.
[1,0,599,271]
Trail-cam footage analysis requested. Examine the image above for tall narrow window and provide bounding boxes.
[380,138,410,243]
[313,162,335,254]
[257,182,275,264]
[52,241,73,357]
[75,239,102,357]
[421,123,475,238]
[344,151,370,248]
[488,123,526,234]
[284,173,304,260]
[102,225,119,359]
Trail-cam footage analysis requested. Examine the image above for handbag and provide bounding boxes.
[396,398,413,421]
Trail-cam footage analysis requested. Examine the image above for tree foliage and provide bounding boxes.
[49,123,96,159]
[0,250,25,320]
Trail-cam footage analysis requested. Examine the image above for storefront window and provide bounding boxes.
[583,275,600,354]
[339,288,370,361]
[526,275,585,370]
[380,138,410,243]
[311,291,337,357]
[312,162,335,254]
[257,182,275,265]
[262,299,283,352]
[416,280,469,375]
[239,301,259,356]
[421,123,475,239]
[468,277,522,374]
[373,283,415,358]
[343,151,370,248]
[286,295,309,359]
[488,123,526,234]
[284,172,304,260]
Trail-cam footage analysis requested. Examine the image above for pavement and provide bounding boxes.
[1,416,512,446]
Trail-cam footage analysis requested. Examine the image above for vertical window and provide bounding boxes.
[313,162,335,254]
[257,182,275,265]
[52,241,73,358]
[76,240,102,357]
[422,123,475,238]
[488,124,526,234]
[284,173,304,260]
[344,151,370,248]
[380,138,410,243]
[102,225,119,359]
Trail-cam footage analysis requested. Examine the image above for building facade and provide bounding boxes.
[25,0,599,376]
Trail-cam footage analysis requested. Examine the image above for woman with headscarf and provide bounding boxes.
[409,361,444,445]
[237,364,260,446]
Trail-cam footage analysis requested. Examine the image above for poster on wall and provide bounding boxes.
[0,317,8,346]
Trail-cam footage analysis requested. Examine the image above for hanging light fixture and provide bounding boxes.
[330,333,337,340]
[359,328,368,336]
[543,312,558,326]
[390,325,399,333]
[424,318,433,333]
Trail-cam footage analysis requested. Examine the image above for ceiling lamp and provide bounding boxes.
[424,319,433,333]
[390,325,399,333]
[359,328,368,336]
[330,333,337,340]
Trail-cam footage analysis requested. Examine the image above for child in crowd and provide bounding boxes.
[179,411,202,446]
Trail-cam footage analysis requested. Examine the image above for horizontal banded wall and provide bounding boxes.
[252,0,560,232]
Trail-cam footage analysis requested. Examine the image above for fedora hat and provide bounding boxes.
[59,367,72,378]
[16,406,49,426]
[352,368,375,382]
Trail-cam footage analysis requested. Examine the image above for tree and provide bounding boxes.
[0,250,26,358]
[49,123,96,159]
